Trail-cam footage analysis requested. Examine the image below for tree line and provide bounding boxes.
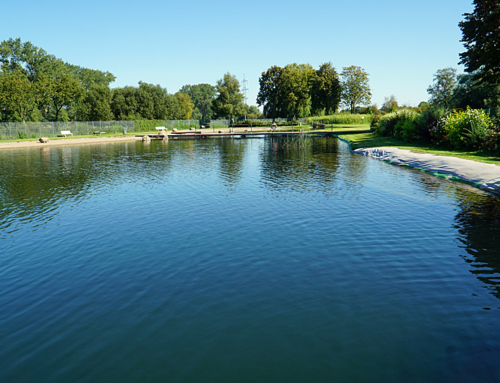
[0,38,262,123]
[257,63,371,119]
[0,38,374,124]
[2,0,498,126]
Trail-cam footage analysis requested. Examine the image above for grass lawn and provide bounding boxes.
[339,132,500,165]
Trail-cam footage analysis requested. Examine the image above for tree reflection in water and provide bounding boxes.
[454,193,500,299]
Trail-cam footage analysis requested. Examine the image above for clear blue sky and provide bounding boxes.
[2,0,474,108]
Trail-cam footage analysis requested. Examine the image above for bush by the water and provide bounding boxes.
[376,109,420,141]
[415,107,448,144]
[440,108,494,150]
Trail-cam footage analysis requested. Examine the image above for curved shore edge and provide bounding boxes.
[351,146,500,194]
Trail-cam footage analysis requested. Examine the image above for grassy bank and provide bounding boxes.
[339,132,500,165]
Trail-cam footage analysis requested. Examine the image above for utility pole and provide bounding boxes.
[242,74,248,120]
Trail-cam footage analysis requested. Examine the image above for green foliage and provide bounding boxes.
[377,109,420,139]
[340,66,372,114]
[76,84,113,121]
[0,38,116,122]
[451,71,500,109]
[381,95,398,113]
[370,114,381,130]
[257,65,284,120]
[311,62,341,115]
[213,72,246,119]
[417,101,431,112]
[0,70,38,122]
[174,92,194,120]
[179,83,216,122]
[307,113,373,125]
[281,63,315,119]
[427,68,457,107]
[246,105,262,119]
[459,0,500,86]
[395,119,417,142]
[111,87,138,120]
[415,106,448,144]
[441,107,494,149]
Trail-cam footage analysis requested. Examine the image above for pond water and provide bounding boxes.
[1,138,500,382]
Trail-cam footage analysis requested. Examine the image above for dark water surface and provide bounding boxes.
[1,138,500,382]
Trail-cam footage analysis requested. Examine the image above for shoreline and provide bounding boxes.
[0,135,143,150]
[2,133,499,195]
[353,146,500,194]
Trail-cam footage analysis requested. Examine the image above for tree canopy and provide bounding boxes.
[179,83,216,121]
[459,0,500,85]
[311,62,341,115]
[340,66,372,114]
[427,67,458,108]
[213,73,246,120]
[257,65,284,120]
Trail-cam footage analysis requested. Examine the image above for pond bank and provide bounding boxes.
[0,135,142,150]
[353,146,500,194]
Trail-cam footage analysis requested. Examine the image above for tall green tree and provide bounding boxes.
[0,38,51,82]
[381,95,398,113]
[179,83,216,121]
[136,82,170,120]
[311,62,341,115]
[213,73,246,120]
[49,74,85,121]
[257,65,284,120]
[0,71,38,122]
[76,84,113,121]
[427,67,457,108]
[281,63,315,119]
[340,66,372,114]
[459,0,500,85]
[451,71,500,109]
[111,87,139,120]
[174,92,194,120]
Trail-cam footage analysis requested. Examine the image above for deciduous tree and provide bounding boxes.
[340,66,372,114]
[0,71,38,122]
[179,84,216,121]
[257,66,284,120]
[427,67,457,108]
[311,62,341,115]
[213,73,246,120]
[281,63,315,120]
[49,74,85,121]
[381,95,398,113]
[174,92,194,120]
[459,0,500,85]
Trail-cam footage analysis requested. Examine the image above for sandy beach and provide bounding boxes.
[0,135,143,150]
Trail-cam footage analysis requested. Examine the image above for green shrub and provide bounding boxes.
[415,106,448,143]
[370,114,381,130]
[441,108,493,150]
[377,109,420,138]
[395,119,417,142]
[307,113,373,125]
